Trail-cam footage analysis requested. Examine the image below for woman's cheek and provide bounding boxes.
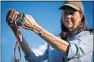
[73,22,79,29]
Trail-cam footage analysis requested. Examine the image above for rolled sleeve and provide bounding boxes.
[66,31,93,59]
[66,43,79,59]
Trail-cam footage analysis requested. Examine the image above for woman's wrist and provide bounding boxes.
[31,23,43,35]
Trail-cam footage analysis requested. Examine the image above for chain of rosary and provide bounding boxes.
[14,12,25,62]
[17,12,25,42]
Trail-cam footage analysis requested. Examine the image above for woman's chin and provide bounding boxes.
[67,26,73,31]
[67,26,72,29]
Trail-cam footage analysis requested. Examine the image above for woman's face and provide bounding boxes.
[62,8,83,31]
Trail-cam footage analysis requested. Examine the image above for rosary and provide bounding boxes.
[14,12,25,62]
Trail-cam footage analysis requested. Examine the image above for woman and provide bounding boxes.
[6,1,93,62]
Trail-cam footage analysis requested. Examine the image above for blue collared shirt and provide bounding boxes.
[25,31,93,62]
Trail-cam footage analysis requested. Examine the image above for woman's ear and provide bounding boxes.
[80,13,84,20]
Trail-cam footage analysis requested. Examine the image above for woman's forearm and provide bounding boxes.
[32,24,69,53]
[10,26,32,55]
[6,10,32,57]
[20,13,69,53]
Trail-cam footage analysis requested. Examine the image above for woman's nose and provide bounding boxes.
[66,14,72,19]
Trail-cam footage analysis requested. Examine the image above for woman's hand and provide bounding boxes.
[6,9,36,30]
[23,14,37,30]
[6,9,20,28]
[6,9,41,33]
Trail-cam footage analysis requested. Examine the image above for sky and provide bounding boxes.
[1,1,93,62]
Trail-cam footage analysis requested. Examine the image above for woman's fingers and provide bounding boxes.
[11,10,16,21]
[16,12,20,22]
[25,15,36,26]
[6,9,37,30]
[22,14,37,30]
[6,9,13,22]
[9,9,14,19]
[6,9,20,24]
[23,24,32,30]
[24,18,31,26]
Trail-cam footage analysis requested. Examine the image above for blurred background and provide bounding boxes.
[1,1,93,62]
